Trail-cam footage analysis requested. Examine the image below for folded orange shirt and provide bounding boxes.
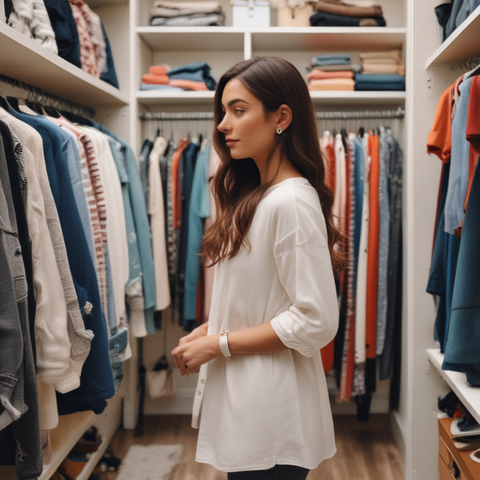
[149,65,169,76]
[142,73,170,84]
[308,78,355,91]
[307,70,354,80]
[169,79,208,91]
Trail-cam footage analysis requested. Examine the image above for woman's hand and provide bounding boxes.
[172,333,221,376]
[177,324,208,347]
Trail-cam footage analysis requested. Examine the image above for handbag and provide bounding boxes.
[146,354,177,399]
[273,0,315,26]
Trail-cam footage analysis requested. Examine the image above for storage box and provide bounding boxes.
[233,0,271,28]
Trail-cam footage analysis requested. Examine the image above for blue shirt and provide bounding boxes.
[184,142,211,325]
[5,108,114,414]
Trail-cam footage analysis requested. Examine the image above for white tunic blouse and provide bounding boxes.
[192,177,339,473]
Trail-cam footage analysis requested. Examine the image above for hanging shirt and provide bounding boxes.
[333,133,346,235]
[445,76,473,236]
[365,133,380,359]
[184,141,211,324]
[355,133,370,366]
[193,177,338,472]
[82,126,129,335]
[376,127,390,355]
[148,136,171,311]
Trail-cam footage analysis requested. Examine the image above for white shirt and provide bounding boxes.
[148,136,171,310]
[192,177,338,472]
[81,126,129,332]
[355,134,370,364]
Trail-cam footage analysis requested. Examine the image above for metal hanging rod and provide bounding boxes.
[449,54,480,71]
[140,111,214,121]
[0,74,95,118]
[139,107,405,121]
[315,107,405,120]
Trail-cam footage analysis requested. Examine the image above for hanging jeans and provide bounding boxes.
[227,464,310,480]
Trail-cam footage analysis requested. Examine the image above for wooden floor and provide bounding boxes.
[101,414,404,480]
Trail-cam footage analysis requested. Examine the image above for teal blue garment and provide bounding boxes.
[92,122,157,316]
[443,162,480,385]
[184,142,211,324]
[106,137,144,332]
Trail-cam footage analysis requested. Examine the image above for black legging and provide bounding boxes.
[227,464,310,479]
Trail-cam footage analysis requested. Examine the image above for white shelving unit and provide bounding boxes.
[0,1,131,478]
[405,1,480,479]
[425,5,480,69]
[0,22,128,108]
[427,350,480,425]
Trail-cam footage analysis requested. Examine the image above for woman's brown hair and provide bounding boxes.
[201,56,346,272]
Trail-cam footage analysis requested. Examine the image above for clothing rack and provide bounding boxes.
[449,54,480,71]
[139,107,405,121]
[0,74,95,118]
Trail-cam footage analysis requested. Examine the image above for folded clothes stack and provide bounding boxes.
[306,54,358,90]
[353,49,405,90]
[149,1,225,26]
[354,73,405,91]
[140,61,217,91]
[359,50,405,75]
[310,0,386,27]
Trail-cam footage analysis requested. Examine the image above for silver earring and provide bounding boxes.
[276,127,282,134]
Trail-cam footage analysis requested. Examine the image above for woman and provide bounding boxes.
[172,56,344,479]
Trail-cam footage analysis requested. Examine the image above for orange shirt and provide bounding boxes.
[427,85,453,163]
[149,65,169,76]
[172,138,189,229]
[366,133,380,359]
[142,73,170,85]
[169,79,208,91]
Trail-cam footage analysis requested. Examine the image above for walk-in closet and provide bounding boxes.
[1,0,480,478]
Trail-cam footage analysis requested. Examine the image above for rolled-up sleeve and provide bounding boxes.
[270,226,339,357]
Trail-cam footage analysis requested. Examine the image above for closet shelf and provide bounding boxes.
[137,26,406,52]
[137,27,246,51]
[0,411,97,480]
[136,90,406,106]
[427,349,480,425]
[40,412,97,480]
[0,22,129,108]
[425,5,480,69]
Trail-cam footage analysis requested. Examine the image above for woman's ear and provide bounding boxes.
[277,104,293,132]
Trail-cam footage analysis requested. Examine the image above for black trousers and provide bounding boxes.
[227,464,310,479]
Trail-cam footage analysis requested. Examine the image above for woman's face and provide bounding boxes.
[217,78,278,161]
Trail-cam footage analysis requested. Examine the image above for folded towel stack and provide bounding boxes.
[306,54,357,91]
[310,0,386,27]
[140,61,217,91]
[149,1,225,26]
[359,50,405,75]
[355,50,405,91]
